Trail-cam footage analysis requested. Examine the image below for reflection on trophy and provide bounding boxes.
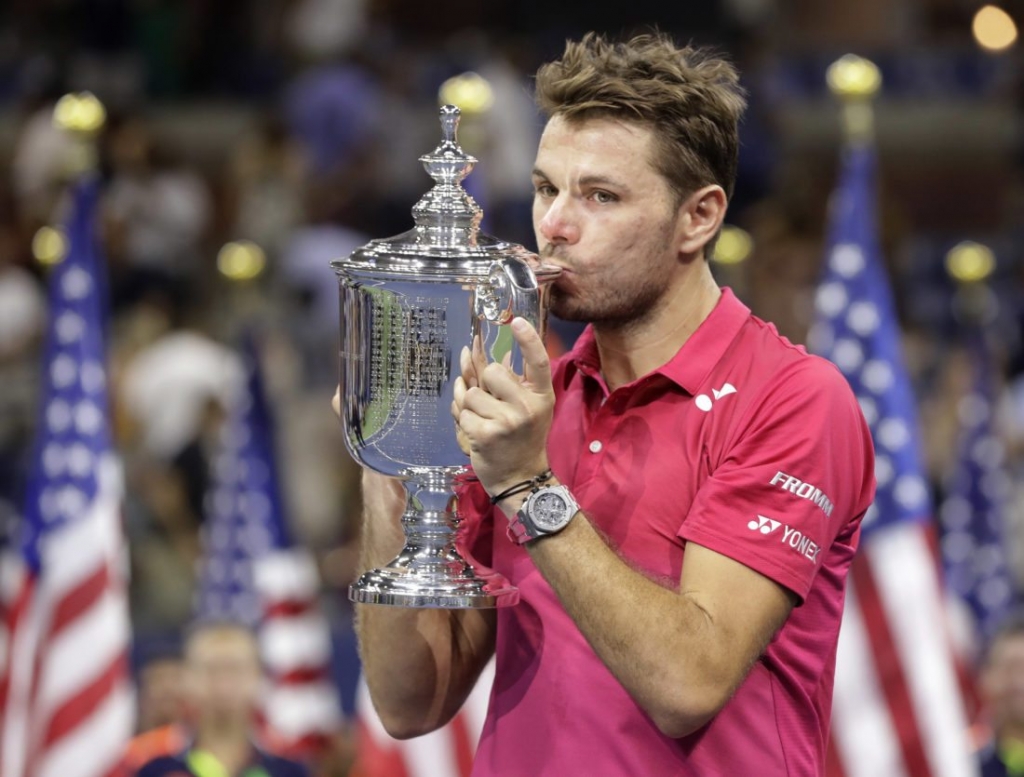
[332,105,560,608]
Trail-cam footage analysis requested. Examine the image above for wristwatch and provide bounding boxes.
[507,484,580,545]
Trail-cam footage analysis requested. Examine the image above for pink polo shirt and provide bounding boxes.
[459,288,875,776]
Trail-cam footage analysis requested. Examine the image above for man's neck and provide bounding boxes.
[194,719,253,776]
[594,263,721,393]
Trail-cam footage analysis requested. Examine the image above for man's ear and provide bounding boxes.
[676,185,728,258]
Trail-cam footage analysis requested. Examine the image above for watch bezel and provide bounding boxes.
[521,484,579,537]
[531,491,572,530]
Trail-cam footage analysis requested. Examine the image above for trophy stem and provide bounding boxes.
[348,468,519,608]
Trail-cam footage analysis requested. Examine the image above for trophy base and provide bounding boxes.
[349,566,519,609]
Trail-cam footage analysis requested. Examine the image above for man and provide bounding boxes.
[346,32,875,775]
[133,621,307,777]
[979,614,1024,776]
[121,648,189,774]
[135,649,187,733]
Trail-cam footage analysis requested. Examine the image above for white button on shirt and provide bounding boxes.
[588,440,603,453]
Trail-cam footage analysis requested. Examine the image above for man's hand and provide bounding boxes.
[450,318,555,497]
[333,386,406,520]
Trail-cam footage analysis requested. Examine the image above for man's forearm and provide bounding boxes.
[523,515,722,735]
[497,484,782,738]
[354,472,495,738]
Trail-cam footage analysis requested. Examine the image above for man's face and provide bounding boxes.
[531,115,684,327]
[184,627,263,725]
[138,657,186,730]
[982,634,1024,731]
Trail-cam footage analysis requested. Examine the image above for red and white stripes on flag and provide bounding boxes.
[0,456,133,777]
[194,334,344,758]
[829,524,975,777]
[255,548,343,755]
[353,660,494,777]
[0,178,133,777]
[811,138,977,776]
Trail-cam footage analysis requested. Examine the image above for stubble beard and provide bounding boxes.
[550,273,666,331]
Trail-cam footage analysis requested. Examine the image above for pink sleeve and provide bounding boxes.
[678,358,875,601]
[455,476,495,569]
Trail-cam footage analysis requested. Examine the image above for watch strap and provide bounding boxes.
[506,513,536,545]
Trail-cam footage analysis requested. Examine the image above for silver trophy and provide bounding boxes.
[333,105,560,608]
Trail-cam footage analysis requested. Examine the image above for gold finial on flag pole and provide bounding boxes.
[52,91,106,177]
[946,241,998,324]
[946,241,995,285]
[827,55,881,144]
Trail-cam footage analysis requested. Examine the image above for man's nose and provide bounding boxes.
[538,196,581,245]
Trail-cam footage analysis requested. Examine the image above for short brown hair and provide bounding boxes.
[534,32,746,204]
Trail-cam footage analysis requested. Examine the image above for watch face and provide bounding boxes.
[532,492,570,530]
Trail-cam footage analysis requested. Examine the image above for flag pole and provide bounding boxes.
[826,54,881,146]
[52,91,106,181]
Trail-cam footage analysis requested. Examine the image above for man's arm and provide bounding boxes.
[454,320,796,738]
[499,484,795,738]
[335,393,497,739]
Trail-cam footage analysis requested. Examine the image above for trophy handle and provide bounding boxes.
[475,258,537,325]
[474,256,560,373]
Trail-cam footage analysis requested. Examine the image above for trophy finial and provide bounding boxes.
[411,105,483,244]
[439,104,460,146]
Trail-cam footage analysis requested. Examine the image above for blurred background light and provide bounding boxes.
[217,240,266,280]
[713,225,753,265]
[32,226,68,266]
[438,72,495,115]
[945,240,996,282]
[973,5,1018,52]
[52,92,106,134]
[826,54,882,98]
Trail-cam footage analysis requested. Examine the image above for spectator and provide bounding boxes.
[979,613,1024,776]
[132,621,308,777]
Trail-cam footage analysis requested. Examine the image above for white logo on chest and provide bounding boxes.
[695,383,737,412]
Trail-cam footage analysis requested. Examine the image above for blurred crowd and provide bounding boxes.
[7,0,1024,772]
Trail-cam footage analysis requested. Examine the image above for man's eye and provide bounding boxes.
[592,191,617,204]
[535,184,556,197]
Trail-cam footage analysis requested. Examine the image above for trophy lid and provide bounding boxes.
[334,104,535,278]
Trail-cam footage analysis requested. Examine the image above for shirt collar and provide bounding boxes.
[567,287,751,395]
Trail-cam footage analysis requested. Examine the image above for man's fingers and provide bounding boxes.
[510,317,552,390]
[332,387,341,417]
[461,384,505,418]
[471,334,489,388]
[451,376,468,422]
[460,345,478,389]
[479,362,523,404]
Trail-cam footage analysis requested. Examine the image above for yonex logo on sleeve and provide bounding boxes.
[746,515,822,564]
[769,471,835,518]
[747,515,781,534]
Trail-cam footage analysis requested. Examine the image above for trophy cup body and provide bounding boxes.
[333,106,559,608]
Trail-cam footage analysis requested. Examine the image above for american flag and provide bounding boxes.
[195,334,342,758]
[938,326,1015,649]
[0,179,134,777]
[809,143,978,777]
